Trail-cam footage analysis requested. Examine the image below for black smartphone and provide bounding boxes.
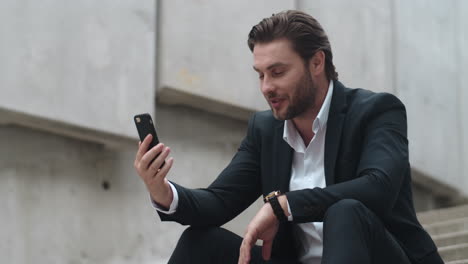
[134,113,164,166]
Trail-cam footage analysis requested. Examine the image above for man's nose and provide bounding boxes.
[261,76,275,95]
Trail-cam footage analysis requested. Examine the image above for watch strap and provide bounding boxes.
[268,195,288,223]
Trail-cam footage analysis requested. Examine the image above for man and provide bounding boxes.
[134,10,443,264]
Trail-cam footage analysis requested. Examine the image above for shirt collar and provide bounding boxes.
[315,79,334,131]
[283,80,334,148]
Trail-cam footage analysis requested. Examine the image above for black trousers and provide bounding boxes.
[168,199,411,264]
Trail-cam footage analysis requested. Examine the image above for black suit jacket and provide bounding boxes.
[159,81,443,264]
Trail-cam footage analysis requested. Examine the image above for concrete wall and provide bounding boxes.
[393,0,467,196]
[462,0,468,196]
[0,0,155,142]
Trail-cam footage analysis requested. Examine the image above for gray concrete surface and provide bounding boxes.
[0,0,155,140]
[459,0,468,195]
[394,0,466,195]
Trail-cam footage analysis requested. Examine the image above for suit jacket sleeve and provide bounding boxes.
[158,113,262,227]
[286,93,409,223]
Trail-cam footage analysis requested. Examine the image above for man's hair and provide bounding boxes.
[248,10,338,81]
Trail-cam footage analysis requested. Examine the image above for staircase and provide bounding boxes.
[418,204,468,263]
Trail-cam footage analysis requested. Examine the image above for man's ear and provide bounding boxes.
[308,50,325,77]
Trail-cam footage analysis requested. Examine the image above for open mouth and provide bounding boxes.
[270,98,285,109]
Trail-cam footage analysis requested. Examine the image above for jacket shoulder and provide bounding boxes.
[344,87,406,116]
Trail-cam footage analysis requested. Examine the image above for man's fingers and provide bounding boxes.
[155,157,174,180]
[239,240,251,264]
[135,134,152,164]
[148,146,170,174]
[239,233,256,264]
[140,143,165,170]
[261,240,273,261]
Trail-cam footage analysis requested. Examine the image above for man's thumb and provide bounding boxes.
[262,240,273,260]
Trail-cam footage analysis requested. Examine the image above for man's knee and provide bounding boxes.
[324,199,368,222]
[178,226,198,244]
[171,226,243,263]
[178,226,219,245]
[322,199,376,245]
[172,226,222,260]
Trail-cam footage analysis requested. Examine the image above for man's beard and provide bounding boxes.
[269,70,317,120]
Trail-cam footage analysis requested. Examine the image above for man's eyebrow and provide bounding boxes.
[253,62,288,72]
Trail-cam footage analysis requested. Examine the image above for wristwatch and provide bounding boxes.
[263,190,288,223]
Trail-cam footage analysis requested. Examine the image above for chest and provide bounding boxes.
[259,121,362,196]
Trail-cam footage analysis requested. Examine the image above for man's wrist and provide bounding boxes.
[264,191,291,222]
[153,182,179,214]
[277,195,291,218]
[151,180,173,209]
[268,196,287,222]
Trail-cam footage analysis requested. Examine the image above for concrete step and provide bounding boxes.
[423,217,468,236]
[418,204,468,225]
[439,243,468,262]
[446,260,468,264]
[432,230,468,247]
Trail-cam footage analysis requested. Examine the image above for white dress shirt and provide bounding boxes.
[283,81,333,263]
[155,81,334,264]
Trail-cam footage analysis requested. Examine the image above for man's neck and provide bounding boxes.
[292,80,330,146]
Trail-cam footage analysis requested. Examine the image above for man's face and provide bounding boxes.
[253,39,317,120]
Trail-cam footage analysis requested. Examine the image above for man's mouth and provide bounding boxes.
[270,98,285,109]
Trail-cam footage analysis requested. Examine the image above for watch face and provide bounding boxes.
[263,190,282,203]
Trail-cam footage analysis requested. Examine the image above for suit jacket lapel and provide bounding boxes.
[273,122,294,193]
[324,80,347,186]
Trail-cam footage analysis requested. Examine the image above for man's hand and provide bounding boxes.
[134,134,174,209]
[238,202,279,264]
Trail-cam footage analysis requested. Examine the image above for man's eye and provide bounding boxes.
[258,74,264,80]
[272,71,283,77]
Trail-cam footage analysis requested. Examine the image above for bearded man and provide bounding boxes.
[134,10,443,264]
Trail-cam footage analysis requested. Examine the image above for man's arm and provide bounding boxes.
[157,113,263,227]
[134,113,262,227]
